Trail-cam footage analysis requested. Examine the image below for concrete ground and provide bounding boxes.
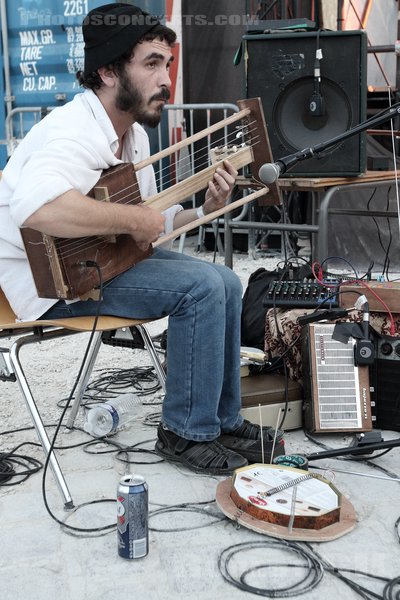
[1,247,400,600]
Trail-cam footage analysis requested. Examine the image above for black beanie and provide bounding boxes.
[82,3,160,76]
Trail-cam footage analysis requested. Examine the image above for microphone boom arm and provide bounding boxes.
[261,103,400,182]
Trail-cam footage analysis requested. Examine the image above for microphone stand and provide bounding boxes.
[267,102,400,178]
[305,434,400,462]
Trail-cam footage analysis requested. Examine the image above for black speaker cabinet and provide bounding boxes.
[244,30,367,176]
[370,336,400,431]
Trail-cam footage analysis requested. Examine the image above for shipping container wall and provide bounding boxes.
[0,0,177,168]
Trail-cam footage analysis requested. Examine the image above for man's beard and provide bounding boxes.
[115,70,170,128]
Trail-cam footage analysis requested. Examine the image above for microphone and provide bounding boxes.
[258,162,281,184]
[259,148,314,184]
[309,49,325,117]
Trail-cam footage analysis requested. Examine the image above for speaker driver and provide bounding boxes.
[273,76,352,153]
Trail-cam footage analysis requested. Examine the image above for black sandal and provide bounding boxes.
[155,424,247,475]
[224,419,283,442]
[217,434,286,464]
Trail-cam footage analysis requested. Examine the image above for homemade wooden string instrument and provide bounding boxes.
[216,463,357,542]
[21,98,279,300]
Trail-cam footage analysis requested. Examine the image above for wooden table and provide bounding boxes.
[224,171,398,267]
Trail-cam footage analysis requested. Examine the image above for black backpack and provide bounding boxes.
[241,265,311,349]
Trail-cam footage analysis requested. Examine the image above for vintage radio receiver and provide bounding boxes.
[302,323,373,433]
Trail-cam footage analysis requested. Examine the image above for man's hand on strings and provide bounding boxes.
[203,160,238,216]
[130,204,165,251]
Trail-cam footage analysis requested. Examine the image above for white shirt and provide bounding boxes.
[0,89,182,321]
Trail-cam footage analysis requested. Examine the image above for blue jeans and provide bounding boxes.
[40,247,244,441]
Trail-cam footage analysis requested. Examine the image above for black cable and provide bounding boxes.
[0,445,41,485]
[307,543,393,600]
[0,422,137,451]
[143,411,162,427]
[218,538,397,598]
[82,365,161,402]
[82,436,163,465]
[280,193,293,263]
[383,576,400,600]
[60,498,117,538]
[116,437,163,465]
[149,503,226,532]
[55,366,161,409]
[366,185,393,280]
[318,256,360,281]
[56,365,163,410]
[0,443,43,485]
[277,360,289,430]
[0,454,15,483]
[40,262,117,534]
[218,539,324,597]
[0,424,59,436]
[381,187,392,281]
[395,516,400,544]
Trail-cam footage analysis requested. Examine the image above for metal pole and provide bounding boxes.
[9,336,74,509]
[336,0,344,31]
[0,0,13,118]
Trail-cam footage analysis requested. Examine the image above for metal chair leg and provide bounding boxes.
[9,333,74,509]
[135,324,166,393]
[65,325,166,430]
[65,331,103,430]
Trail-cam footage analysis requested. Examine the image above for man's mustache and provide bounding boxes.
[150,88,171,102]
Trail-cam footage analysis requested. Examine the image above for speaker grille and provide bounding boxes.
[245,30,367,176]
[274,77,352,151]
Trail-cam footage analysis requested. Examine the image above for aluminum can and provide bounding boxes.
[117,474,148,559]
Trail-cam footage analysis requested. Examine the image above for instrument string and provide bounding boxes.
[82,119,261,207]
[57,124,259,226]
[51,126,263,261]
[55,139,264,261]
[108,121,260,208]
[56,236,110,255]
[263,473,319,497]
[150,121,260,186]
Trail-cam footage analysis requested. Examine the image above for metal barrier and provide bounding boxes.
[4,106,56,156]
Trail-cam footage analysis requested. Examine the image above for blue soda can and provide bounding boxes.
[117,474,148,559]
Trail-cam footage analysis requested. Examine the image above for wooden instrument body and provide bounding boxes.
[21,163,150,300]
[230,464,341,530]
[20,98,275,300]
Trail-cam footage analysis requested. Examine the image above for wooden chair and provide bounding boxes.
[0,287,165,508]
